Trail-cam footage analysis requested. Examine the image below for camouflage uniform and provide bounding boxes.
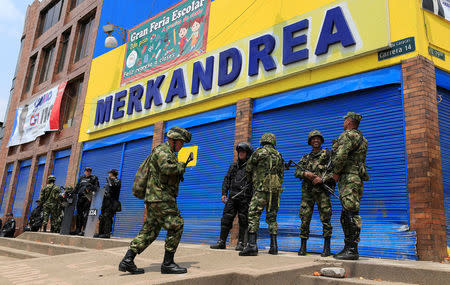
[332,112,368,260]
[295,148,333,239]
[39,176,62,232]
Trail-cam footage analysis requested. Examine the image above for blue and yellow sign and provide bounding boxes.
[88,0,390,134]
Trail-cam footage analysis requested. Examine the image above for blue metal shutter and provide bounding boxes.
[0,165,14,216]
[12,159,32,217]
[79,144,123,190]
[437,87,450,246]
[52,149,71,187]
[28,157,46,217]
[251,85,416,259]
[174,119,235,244]
[113,137,153,238]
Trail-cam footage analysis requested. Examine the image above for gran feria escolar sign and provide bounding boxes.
[89,0,390,133]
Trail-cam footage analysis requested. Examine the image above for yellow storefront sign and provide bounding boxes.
[88,0,390,134]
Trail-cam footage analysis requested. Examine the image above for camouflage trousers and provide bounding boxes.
[248,191,280,235]
[130,201,184,254]
[338,173,363,243]
[299,189,332,239]
[42,204,62,232]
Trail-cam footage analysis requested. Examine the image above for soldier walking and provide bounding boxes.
[240,133,284,256]
[96,169,121,238]
[39,175,61,232]
[210,142,253,251]
[73,167,99,236]
[332,112,369,260]
[119,126,192,274]
[295,130,334,257]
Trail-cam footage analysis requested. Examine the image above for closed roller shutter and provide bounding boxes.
[0,164,14,216]
[113,137,152,238]
[174,119,235,244]
[28,156,46,217]
[251,85,416,259]
[52,149,71,187]
[437,87,450,246]
[12,159,32,217]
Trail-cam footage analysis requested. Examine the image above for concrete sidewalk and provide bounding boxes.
[0,235,448,285]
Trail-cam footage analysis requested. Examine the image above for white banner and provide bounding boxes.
[7,82,67,147]
[422,0,450,21]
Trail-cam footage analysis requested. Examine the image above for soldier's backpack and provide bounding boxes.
[132,153,152,199]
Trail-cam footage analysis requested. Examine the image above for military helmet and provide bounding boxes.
[260,133,276,146]
[47,175,56,182]
[108,169,119,176]
[236,142,254,155]
[167,126,192,143]
[308,130,324,145]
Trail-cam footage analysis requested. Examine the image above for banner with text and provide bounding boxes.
[122,0,210,84]
[422,0,450,21]
[8,82,67,147]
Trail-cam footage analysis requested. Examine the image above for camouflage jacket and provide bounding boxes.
[143,141,186,203]
[332,129,369,178]
[246,144,284,193]
[39,183,61,207]
[295,148,334,193]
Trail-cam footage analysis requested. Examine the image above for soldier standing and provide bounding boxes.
[295,130,334,257]
[73,167,99,236]
[96,169,121,238]
[240,133,284,256]
[332,112,369,260]
[39,175,61,232]
[210,142,253,251]
[118,126,192,274]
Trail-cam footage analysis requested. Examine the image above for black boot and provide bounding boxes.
[210,239,226,249]
[42,226,47,233]
[298,238,307,256]
[239,233,258,256]
[334,241,348,257]
[334,242,359,260]
[118,249,144,274]
[268,234,278,255]
[235,241,245,251]
[161,250,187,274]
[321,237,331,257]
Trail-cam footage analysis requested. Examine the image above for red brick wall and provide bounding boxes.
[229,98,253,245]
[402,55,447,261]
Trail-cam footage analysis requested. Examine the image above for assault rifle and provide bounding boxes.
[180,152,194,182]
[285,160,339,199]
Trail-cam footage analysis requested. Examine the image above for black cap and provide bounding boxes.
[108,169,119,176]
[84,167,92,172]
[35,200,40,203]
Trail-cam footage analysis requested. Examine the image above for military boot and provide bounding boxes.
[210,227,228,249]
[334,241,348,257]
[321,237,331,257]
[42,225,47,233]
[268,234,278,255]
[235,228,247,251]
[298,238,307,256]
[334,242,359,260]
[161,250,187,274]
[118,249,145,274]
[239,233,258,256]
[235,241,245,251]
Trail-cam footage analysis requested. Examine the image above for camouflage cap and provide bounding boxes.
[47,175,56,181]
[167,126,192,143]
[308,130,324,145]
[344,112,362,123]
[260,133,276,146]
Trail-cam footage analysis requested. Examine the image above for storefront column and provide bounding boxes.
[230,98,253,245]
[402,55,447,261]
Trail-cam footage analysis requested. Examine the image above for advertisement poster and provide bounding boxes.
[8,81,67,147]
[122,0,211,84]
[422,0,449,21]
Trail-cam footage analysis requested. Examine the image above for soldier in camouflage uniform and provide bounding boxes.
[295,130,334,257]
[39,175,62,233]
[240,133,284,256]
[119,126,192,275]
[332,112,369,260]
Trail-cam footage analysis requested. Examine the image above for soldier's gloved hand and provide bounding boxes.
[333,173,340,183]
[312,176,323,185]
[221,195,227,204]
[304,171,315,181]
